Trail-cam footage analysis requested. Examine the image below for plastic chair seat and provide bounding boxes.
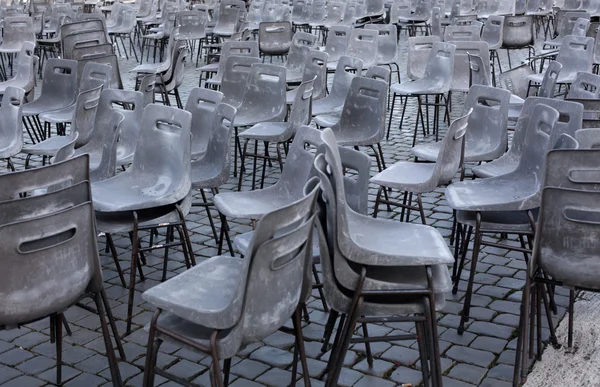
[22,98,73,116]
[371,162,438,193]
[313,111,342,128]
[38,105,75,124]
[0,44,23,53]
[198,63,219,73]
[391,79,448,96]
[341,210,454,266]
[528,71,576,85]
[311,97,345,116]
[233,110,279,128]
[472,152,520,178]
[214,188,303,220]
[21,136,71,157]
[130,63,164,74]
[143,255,244,329]
[411,139,498,163]
[92,175,191,213]
[238,122,288,143]
[446,174,539,212]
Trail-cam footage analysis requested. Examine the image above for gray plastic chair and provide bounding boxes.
[238,77,315,191]
[219,55,262,108]
[61,29,110,60]
[472,97,584,179]
[528,35,595,87]
[212,0,243,38]
[388,42,456,145]
[314,127,453,387]
[326,76,388,171]
[142,179,319,387]
[258,21,293,61]
[407,35,440,81]
[155,46,189,109]
[543,11,590,48]
[215,125,323,223]
[501,15,535,69]
[203,41,259,88]
[92,104,192,213]
[21,58,78,143]
[344,28,379,69]
[74,111,124,182]
[372,110,471,224]
[0,16,35,55]
[0,87,25,172]
[176,10,206,66]
[71,43,114,60]
[323,25,351,65]
[284,31,318,83]
[566,71,600,99]
[286,49,327,104]
[443,24,482,42]
[468,53,491,86]
[312,55,364,116]
[190,102,237,250]
[138,73,156,107]
[22,82,104,166]
[446,103,564,334]
[365,23,400,82]
[185,87,223,159]
[0,41,35,100]
[449,41,490,93]
[482,14,504,81]
[412,85,510,164]
[0,199,123,386]
[430,6,443,37]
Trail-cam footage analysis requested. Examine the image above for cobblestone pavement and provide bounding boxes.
[0,30,569,387]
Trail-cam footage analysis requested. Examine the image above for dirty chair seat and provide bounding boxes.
[391,79,449,96]
[456,209,538,233]
[238,122,288,143]
[527,72,575,85]
[143,255,245,329]
[214,188,303,220]
[411,140,498,164]
[22,98,74,116]
[342,209,453,267]
[471,153,520,178]
[233,111,280,128]
[21,136,71,157]
[38,105,75,124]
[446,174,539,212]
[92,174,191,212]
[371,162,438,193]
[314,111,342,128]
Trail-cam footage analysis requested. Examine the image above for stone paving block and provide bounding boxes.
[445,346,495,368]
[0,347,35,366]
[99,361,141,381]
[469,336,507,354]
[487,364,514,381]
[380,345,420,366]
[389,365,423,385]
[320,349,358,367]
[250,346,294,368]
[442,375,477,387]
[336,367,364,387]
[231,359,270,379]
[447,363,488,385]
[255,367,293,387]
[493,314,520,327]
[12,332,50,350]
[15,355,56,375]
[0,365,22,384]
[37,365,81,384]
[352,358,395,378]
[354,374,395,387]
[64,372,107,387]
[1,375,45,387]
[229,378,265,387]
[467,321,515,340]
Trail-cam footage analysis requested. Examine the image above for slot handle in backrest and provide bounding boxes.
[156,119,183,133]
[19,227,77,254]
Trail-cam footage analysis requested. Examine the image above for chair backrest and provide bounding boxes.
[326,1,345,24]
[139,73,156,106]
[34,58,79,107]
[534,186,600,290]
[238,179,318,345]
[77,54,123,89]
[572,16,591,36]
[555,35,595,77]
[328,55,364,103]
[538,61,562,98]
[468,53,491,86]
[462,85,511,160]
[575,128,600,148]
[444,24,482,41]
[176,10,206,39]
[78,61,113,91]
[71,82,104,147]
[214,40,260,80]
[10,41,35,89]
[407,36,440,80]
[60,19,106,39]
[0,87,25,160]
[286,31,318,73]
[365,23,397,63]
[191,102,237,187]
[308,0,327,23]
[502,15,534,47]
[287,77,315,137]
[534,98,584,147]
[301,50,328,100]
[365,65,391,83]
[556,11,590,39]
[220,55,263,107]
[71,43,114,60]
[238,63,287,122]
[421,42,456,94]
[128,104,192,201]
[390,0,411,22]
[0,200,103,326]
[334,76,388,144]
[258,21,293,55]
[323,25,351,62]
[450,41,489,92]
[482,14,504,49]
[566,71,600,99]
[498,63,535,99]
[0,155,89,201]
[62,30,109,59]
[2,16,35,48]
[345,28,379,67]
[434,110,472,184]
[185,87,224,158]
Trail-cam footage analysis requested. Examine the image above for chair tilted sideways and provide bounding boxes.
[91,104,196,335]
[445,103,581,336]
[0,41,36,102]
[141,178,320,387]
[371,110,472,224]
[0,156,125,386]
[0,87,25,172]
[314,128,453,387]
